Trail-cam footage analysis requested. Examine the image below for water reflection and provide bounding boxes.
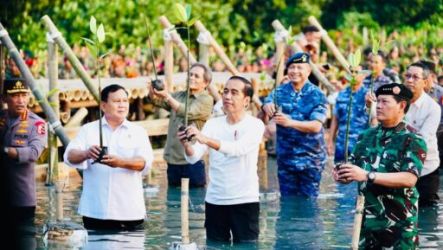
[34,159,443,249]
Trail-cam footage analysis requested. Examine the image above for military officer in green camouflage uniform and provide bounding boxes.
[333,83,427,249]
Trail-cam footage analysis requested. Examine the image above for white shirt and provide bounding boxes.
[405,92,441,176]
[185,114,265,205]
[63,118,153,220]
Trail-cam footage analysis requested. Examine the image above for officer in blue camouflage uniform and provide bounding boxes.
[334,83,426,249]
[0,79,46,246]
[263,52,327,197]
[329,71,371,163]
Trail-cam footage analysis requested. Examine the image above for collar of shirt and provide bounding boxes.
[411,92,425,109]
[101,116,130,130]
[192,89,209,98]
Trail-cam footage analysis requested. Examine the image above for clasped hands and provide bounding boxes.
[262,103,292,127]
[86,145,120,168]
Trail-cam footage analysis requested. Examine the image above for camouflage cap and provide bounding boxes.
[3,79,30,95]
[375,83,413,101]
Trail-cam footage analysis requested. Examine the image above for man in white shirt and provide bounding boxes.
[64,84,154,230]
[404,62,441,207]
[178,76,265,243]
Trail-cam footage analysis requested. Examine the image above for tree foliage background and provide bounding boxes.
[0,0,442,54]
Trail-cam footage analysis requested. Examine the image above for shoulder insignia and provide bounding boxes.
[35,120,46,135]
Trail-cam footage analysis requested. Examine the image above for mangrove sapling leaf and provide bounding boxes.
[97,24,105,43]
[90,16,97,34]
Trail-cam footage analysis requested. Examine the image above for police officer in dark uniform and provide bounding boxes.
[0,79,46,246]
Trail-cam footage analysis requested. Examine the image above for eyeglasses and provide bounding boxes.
[404,73,423,81]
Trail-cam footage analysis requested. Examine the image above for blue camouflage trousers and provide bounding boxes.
[277,160,323,197]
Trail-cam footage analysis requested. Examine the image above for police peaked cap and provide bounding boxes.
[375,83,413,101]
[3,78,30,95]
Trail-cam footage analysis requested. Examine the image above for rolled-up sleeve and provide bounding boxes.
[16,124,47,163]
[63,126,89,170]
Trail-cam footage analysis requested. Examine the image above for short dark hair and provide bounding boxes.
[370,50,386,62]
[191,63,212,83]
[408,62,430,79]
[393,96,411,113]
[228,76,253,98]
[101,84,128,102]
[302,25,320,34]
[418,60,436,75]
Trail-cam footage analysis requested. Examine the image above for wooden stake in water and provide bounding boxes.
[351,195,365,249]
[181,178,190,244]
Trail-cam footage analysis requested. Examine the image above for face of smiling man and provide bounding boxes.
[101,89,129,123]
[287,62,312,87]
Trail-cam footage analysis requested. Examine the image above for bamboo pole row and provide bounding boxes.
[0,22,70,147]
[41,15,100,102]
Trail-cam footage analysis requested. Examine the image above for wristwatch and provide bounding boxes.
[367,171,376,183]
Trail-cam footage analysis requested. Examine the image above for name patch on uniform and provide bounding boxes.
[35,121,46,135]
[14,134,29,139]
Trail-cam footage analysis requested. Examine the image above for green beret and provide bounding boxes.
[375,83,413,101]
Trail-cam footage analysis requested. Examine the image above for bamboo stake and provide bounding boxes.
[308,16,351,74]
[271,20,335,92]
[41,15,100,102]
[198,42,209,66]
[64,107,88,128]
[181,178,190,245]
[160,16,220,103]
[194,21,239,75]
[273,28,286,85]
[164,33,174,92]
[351,195,365,249]
[46,33,60,185]
[0,23,70,147]
[159,16,197,64]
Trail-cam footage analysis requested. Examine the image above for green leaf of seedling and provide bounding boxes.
[185,4,192,21]
[239,41,246,50]
[90,16,97,34]
[81,37,95,45]
[354,48,361,66]
[347,53,355,67]
[344,73,353,82]
[97,24,105,43]
[173,3,188,23]
[287,25,294,36]
[188,17,198,27]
